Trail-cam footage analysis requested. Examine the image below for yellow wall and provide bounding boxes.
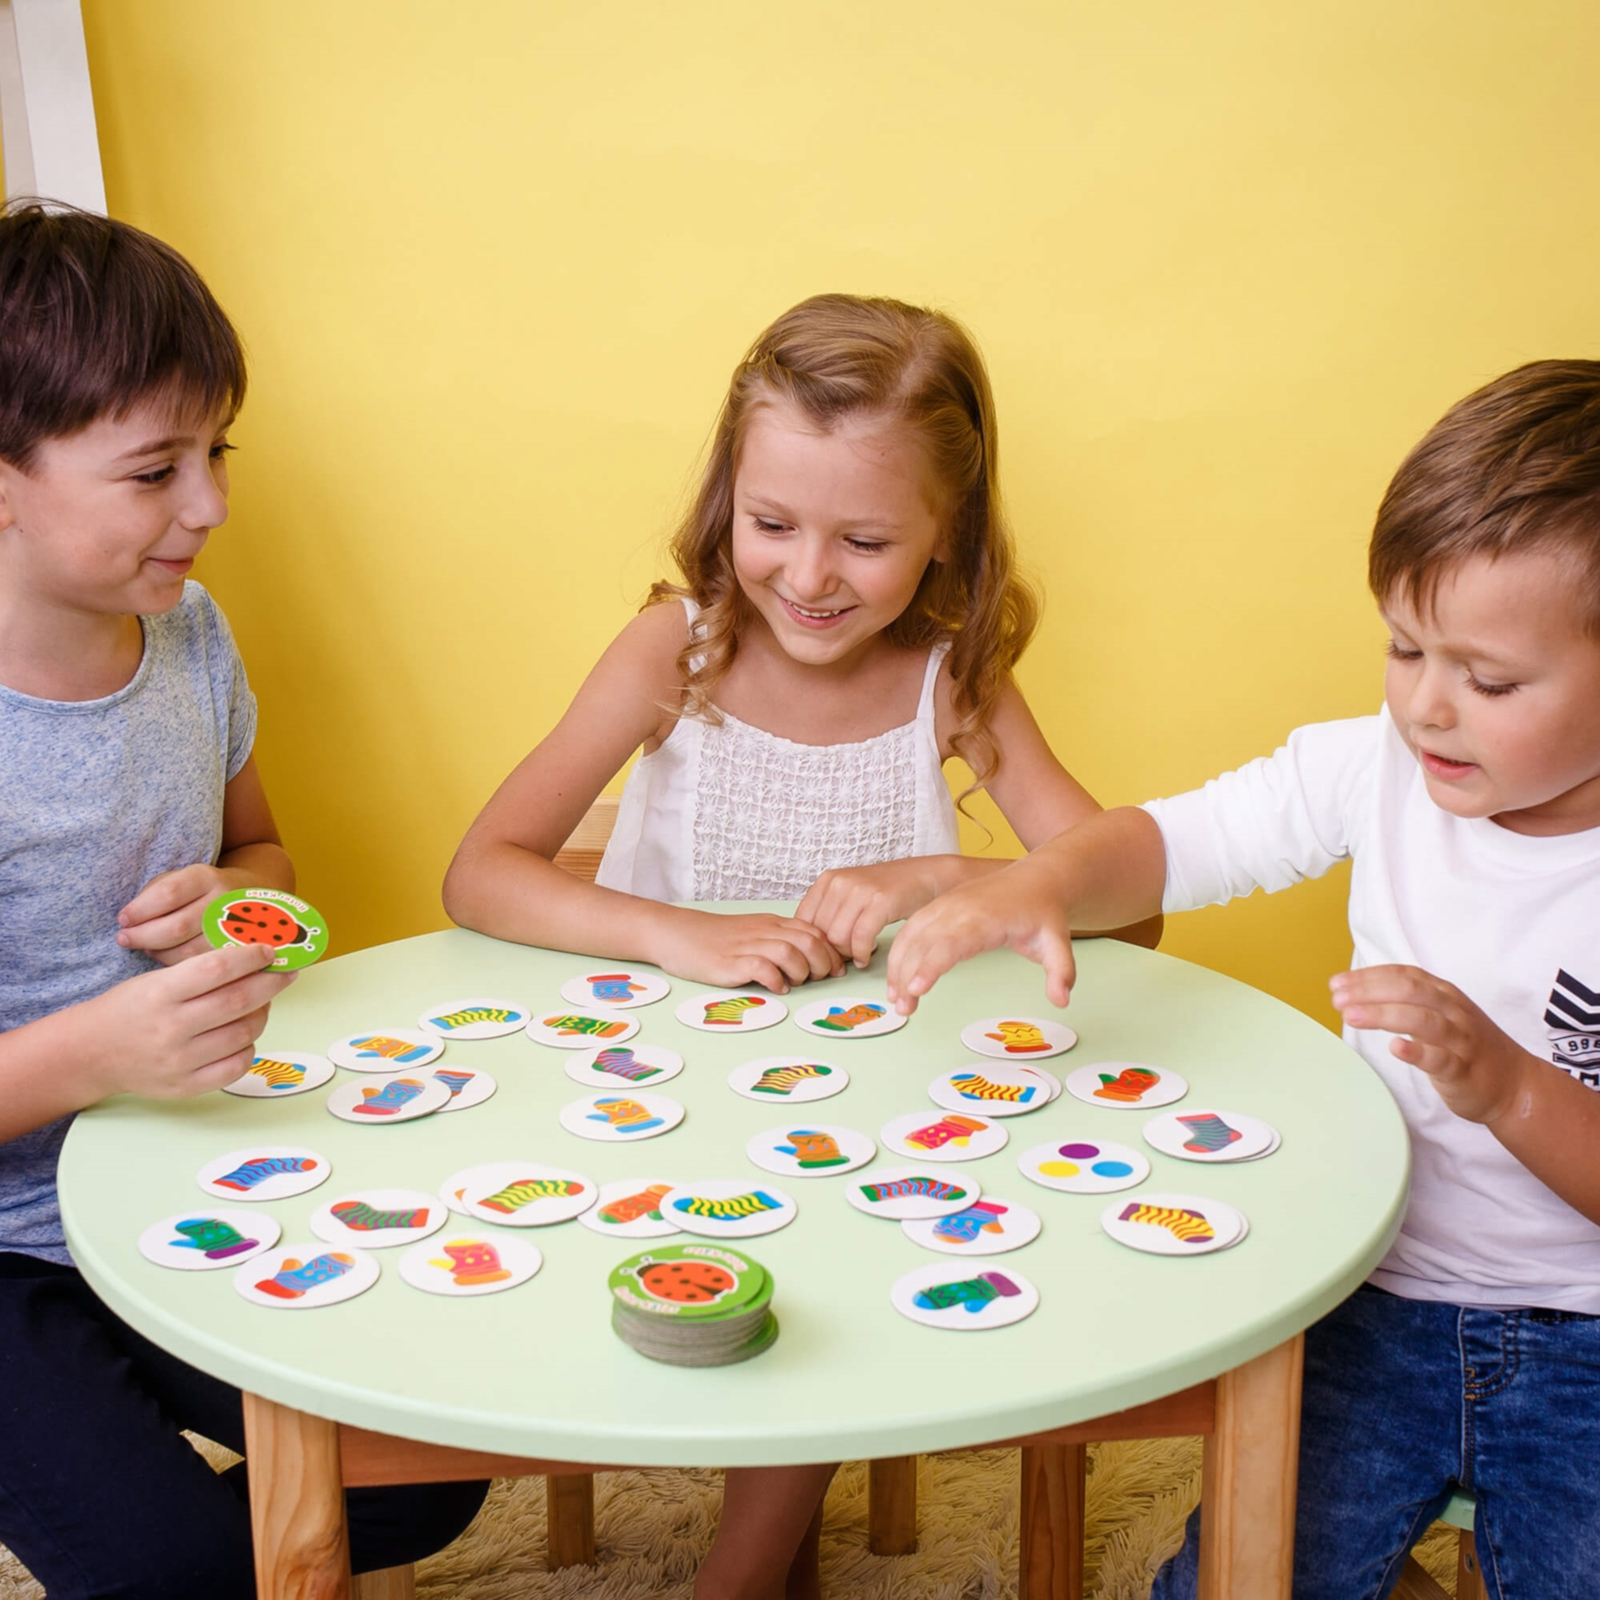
[71,2,1600,1026]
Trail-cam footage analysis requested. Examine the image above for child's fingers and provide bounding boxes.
[775,920,846,983]
[1329,965,1452,1007]
[1030,927,1078,1009]
[118,865,215,928]
[116,903,204,954]
[161,940,278,999]
[731,956,792,994]
[1334,998,1446,1044]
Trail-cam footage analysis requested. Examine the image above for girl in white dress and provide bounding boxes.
[446,294,1155,1600]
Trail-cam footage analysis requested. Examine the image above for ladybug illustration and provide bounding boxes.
[634,1259,737,1305]
[220,899,311,950]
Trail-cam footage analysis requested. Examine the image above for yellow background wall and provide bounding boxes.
[69,2,1600,1027]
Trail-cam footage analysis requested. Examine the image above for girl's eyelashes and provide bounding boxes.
[752,516,788,534]
[1385,640,1421,661]
[1467,674,1518,699]
[845,537,889,553]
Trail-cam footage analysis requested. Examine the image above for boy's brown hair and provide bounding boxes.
[0,200,246,470]
[1369,359,1600,630]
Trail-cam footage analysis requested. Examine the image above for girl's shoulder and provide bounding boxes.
[590,597,696,748]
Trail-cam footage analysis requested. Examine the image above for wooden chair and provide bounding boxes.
[1392,1490,1487,1600]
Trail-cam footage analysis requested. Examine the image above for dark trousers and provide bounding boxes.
[0,1252,487,1598]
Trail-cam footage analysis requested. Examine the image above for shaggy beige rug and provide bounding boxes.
[0,1439,1463,1598]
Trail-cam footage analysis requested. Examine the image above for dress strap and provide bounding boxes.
[679,595,707,675]
[917,639,951,723]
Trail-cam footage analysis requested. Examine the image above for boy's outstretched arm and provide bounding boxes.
[886,806,1169,1013]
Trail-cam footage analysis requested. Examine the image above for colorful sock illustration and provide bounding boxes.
[478,1177,584,1214]
[255,1251,355,1299]
[751,1062,832,1095]
[428,1006,518,1032]
[857,1175,969,1205]
[671,1190,781,1221]
[1117,1202,1215,1244]
[219,898,310,950]
[913,1269,1021,1314]
[351,1035,433,1064]
[776,1129,848,1168]
[904,1113,987,1151]
[599,1183,673,1224]
[544,1013,630,1039]
[587,1096,665,1133]
[701,995,765,1026]
[930,1199,1009,1244]
[433,1069,475,1099]
[330,1199,430,1232]
[592,1047,661,1081]
[247,1056,307,1091]
[950,1071,1036,1105]
[430,1239,511,1287]
[1094,1066,1161,1103]
[585,973,646,1004]
[1177,1113,1243,1153]
[214,1155,317,1193]
[352,1077,426,1116]
[984,1020,1050,1053]
[171,1216,259,1259]
[813,1002,886,1033]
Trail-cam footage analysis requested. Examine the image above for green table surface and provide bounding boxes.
[61,917,1409,1468]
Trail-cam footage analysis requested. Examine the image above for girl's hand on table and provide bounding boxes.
[656,911,845,994]
[797,858,965,971]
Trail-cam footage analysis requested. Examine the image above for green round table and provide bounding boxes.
[60,918,1408,1600]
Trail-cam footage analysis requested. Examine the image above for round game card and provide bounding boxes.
[879,1109,1009,1163]
[674,990,788,1034]
[525,1008,641,1049]
[1017,1138,1149,1194]
[960,1016,1077,1060]
[309,1189,447,1249]
[1100,1192,1247,1256]
[843,1166,981,1220]
[139,1209,280,1270]
[1063,1061,1188,1110]
[901,1196,1041,1257]
[578,1178,683,1239]
[429,1064,497,1112]
[202,887,329,970]
[727,1055,848,1104]
[559,968,671,1010]
[398,1233,543,1297]
[327,1029,443,1073]
[559,1091,685,1142]
[790,995,906,1040]
[454,1162,597,1226]
[745,1123,875,1178]
[890,1259,1040,1331]
[564,1042,685,1090]
[661,1180,799,1238]
[222,1051,335,1099]
[1141,1109,1278,1163]
[928,1064,1054,1118]
[197,1146,331,1202]
[418,997,530,1039]
[326,1070,451,1125]
[234,1243,379,1309]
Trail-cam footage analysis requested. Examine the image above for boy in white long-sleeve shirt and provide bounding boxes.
[885,360,1600,1598]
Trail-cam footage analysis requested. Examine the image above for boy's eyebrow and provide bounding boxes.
[112,433,203,460]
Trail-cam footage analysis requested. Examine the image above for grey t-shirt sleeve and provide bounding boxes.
[192,584,258,782]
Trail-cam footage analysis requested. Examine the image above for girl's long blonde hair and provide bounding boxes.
[650,293,1039,789]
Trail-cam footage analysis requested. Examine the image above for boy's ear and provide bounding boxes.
[0,468,18,534]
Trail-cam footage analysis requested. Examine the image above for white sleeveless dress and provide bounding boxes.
[596,600,961,903]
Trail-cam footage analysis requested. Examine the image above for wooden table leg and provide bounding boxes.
[243,1392,352,1600]
[1197,1335,1303,1600]
[546,1472,597,1567]
[1020,1441,1086,1600]
[868,1456,919,1555]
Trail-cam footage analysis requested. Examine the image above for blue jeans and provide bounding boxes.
[1149,1284,1600,1600]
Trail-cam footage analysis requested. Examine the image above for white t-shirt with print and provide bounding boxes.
[1143,709,1600,1313]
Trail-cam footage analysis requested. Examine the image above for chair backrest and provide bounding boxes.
[552,795,619,883]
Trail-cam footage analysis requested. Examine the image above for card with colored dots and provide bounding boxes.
[201,887,329,970]
[1099,1192,1247,1256]
[578,1178,683,1239]
[429,1064,497,1112]
[1062,1061,1188,1110]
[660,1180,799,1238]
[559,1091,686,1142]
[196,1146,331,1202]
[1141,1109,1278,1163]
[960,1016,1077,1060]
[843,1166,982,1220]
[564,1042,685,1090]
[417,997,531,1039]
[791,995,906,1039]
[222,1051,335,1099]
[927,1064,1055,1118]
[901,1196,1041,1257]
[727,1055,848,1104]
[234,1243,380,1308]
[674,990,789,1033]
[452,1162,597,1226]
[139,1209,281,1270]
[745,1123,876,1178]
[327,1029,443,1073]
[309,1189,447,1249]
[890,1259,1040,1331]
[398,1233,543,1297]
[525,1007,641,1049]
[1016,1138,1149,1194]
[879,1109,1009,1163]
[559,968,671,1010]
[326,1070,451,1125]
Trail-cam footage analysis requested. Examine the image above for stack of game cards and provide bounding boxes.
[609,1243,777,1366]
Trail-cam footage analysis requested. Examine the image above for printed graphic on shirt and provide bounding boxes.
[1546,969,1600,1088]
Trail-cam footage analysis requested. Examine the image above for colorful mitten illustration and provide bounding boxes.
[1094,1066,1161,1103]
[751,1062,832,1095]
[634,1258,736,1304]
[950,1071,1036,1105]
[585,973,646,1004]
[672,1190,781,1222]
[701,995,765,1026]
[431,1238,511,1287]
[351,1035,433,1064]
[247,1057,306,1091]
[478,1177,584,1215]
[255,1251,355,1299]
[904,1114,986,1151]
[599,1184,672,1225]
[813,1002,886,1033]
[857,1175,968,1205]
[352,1077,426,1116]
[913,1269,1021,1313]
[171,1216,258,1259]
[776,1129,848,1168]
[433,1069,475,1099]
[985,1020,1049,1053]
[1178,1113,1243,1153]
[1117,1202,1215,1244]
[214,1155,316,1193]
[330,1199,429,1232]
[543,1013,630,1039]
[592,1047,660,1081]
[428,1006,517,1031]
[931,1199,1009,1244]
[219,898,311,950]
[587,1096,665,1134]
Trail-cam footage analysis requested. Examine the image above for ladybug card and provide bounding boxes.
[203,888,329,970]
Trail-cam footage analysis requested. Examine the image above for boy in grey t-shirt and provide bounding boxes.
[0,204,483,1595]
